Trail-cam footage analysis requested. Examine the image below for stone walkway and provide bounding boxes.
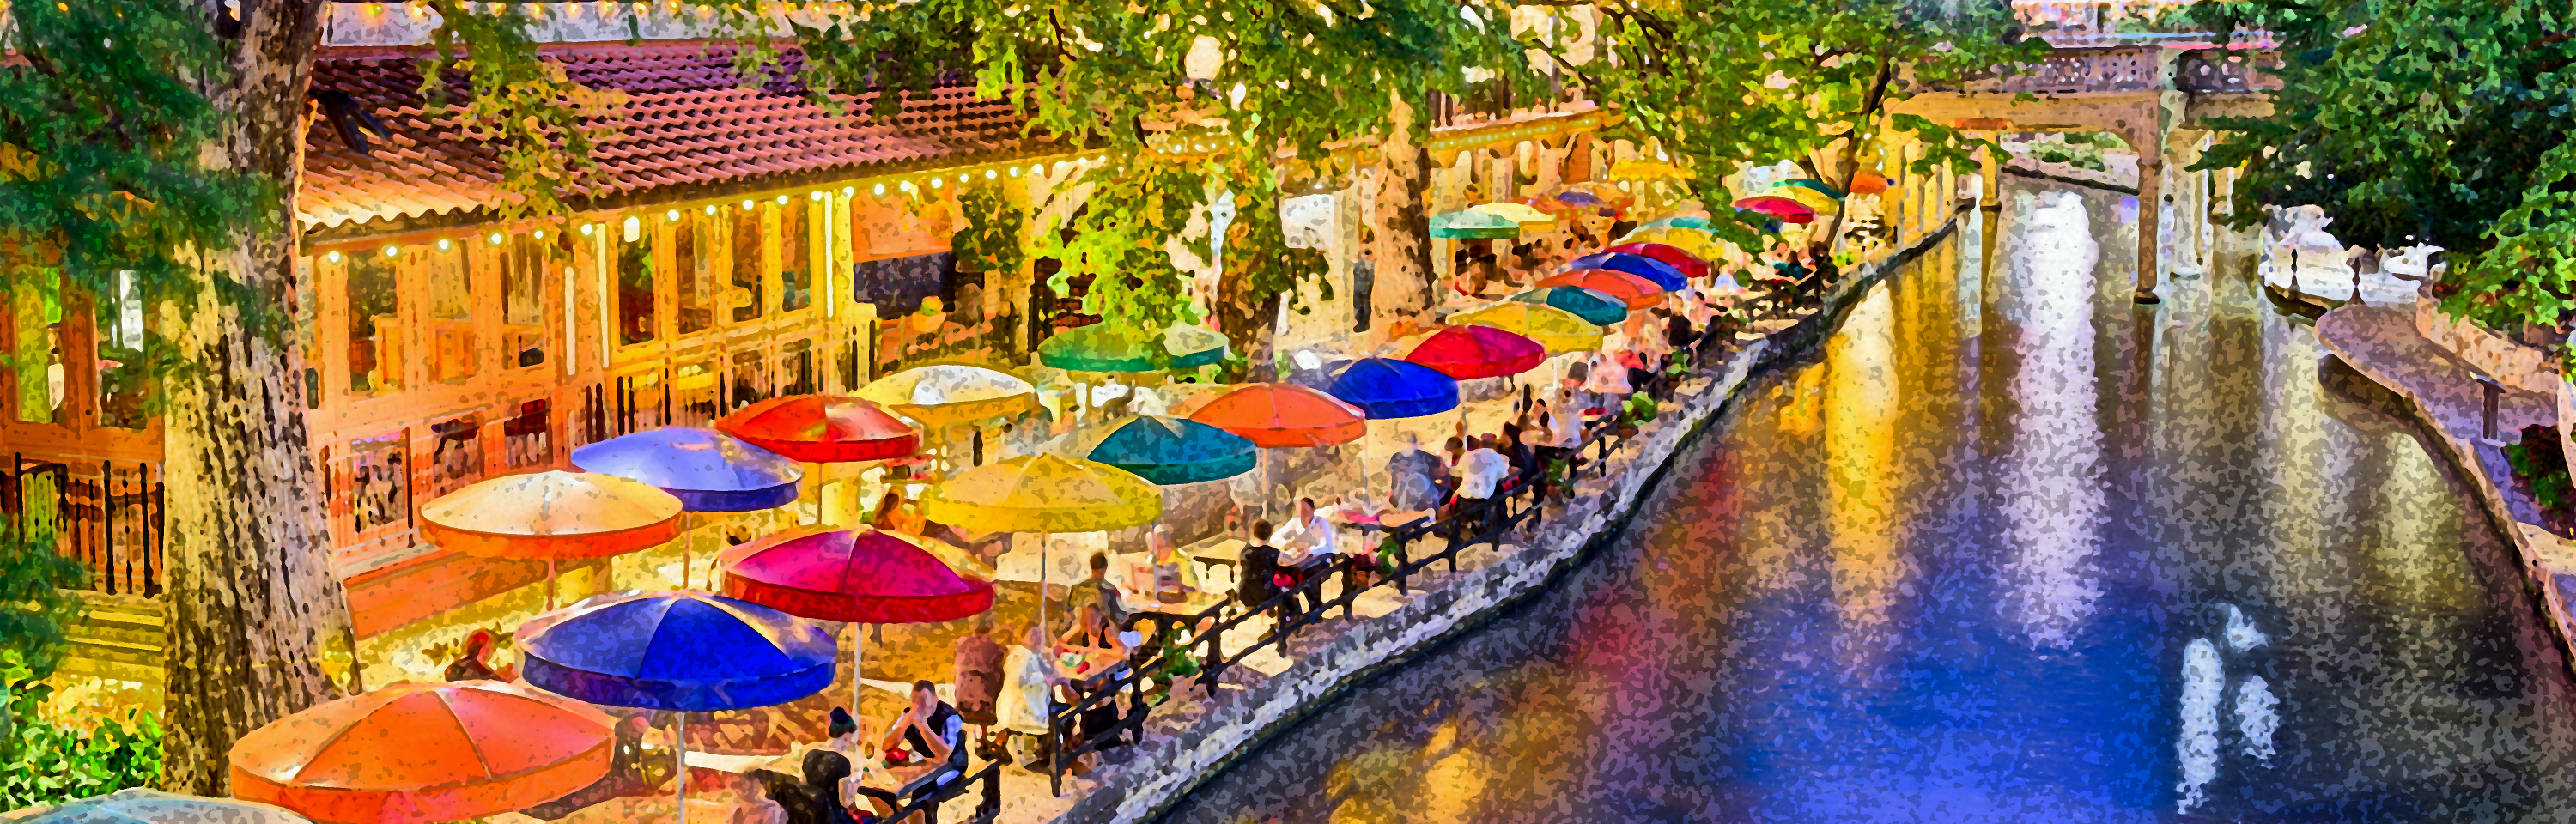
[2312,303,2576,668]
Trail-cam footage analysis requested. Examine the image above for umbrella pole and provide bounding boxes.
[675,712,690,824]
[546,559,558,611]
[853,621,868,719]
[1037,536,1050,646]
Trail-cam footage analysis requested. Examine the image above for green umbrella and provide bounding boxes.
[1510,286,1630,327]
[1431,209,1523,239]
[1039,323,1230,373]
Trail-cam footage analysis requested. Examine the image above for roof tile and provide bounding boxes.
[300,43,1033,231]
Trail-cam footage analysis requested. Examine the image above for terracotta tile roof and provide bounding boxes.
[299,42,1036,231]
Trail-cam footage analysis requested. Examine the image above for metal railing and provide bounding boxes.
[1035,279,1826,796]
[8,457,164,597]
[872,759,1005,824]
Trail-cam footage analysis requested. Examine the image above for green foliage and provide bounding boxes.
[952,179,1027,277]
[2178,1,2576,342]
[2506,424,2576,535]
[0,0,266,375]
[0,666,163,809]
[1543,0,2045,248]
[418,1,631,226]
[1031,159,1205,354]
[0,528,86,682]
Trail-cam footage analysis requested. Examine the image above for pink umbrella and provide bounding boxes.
[1733,196,1816,225]
[718,527,995,710]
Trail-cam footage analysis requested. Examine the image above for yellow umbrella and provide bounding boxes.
[1608,160,1694,181]
[1450,303,1605,355]
[921,453,1163,637]
[1620,226,1727,259]
[856,363,1036,428]
[1768,185,1842,213]
[1469,202,1559,232]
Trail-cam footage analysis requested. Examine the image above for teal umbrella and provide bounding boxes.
[1431,209,1522,239]
[1779,179,1846,198]
[1642,216,1713,230]
[1051,415,1257,485]
[1510,287,1629,327]
[1039,323,1230,373]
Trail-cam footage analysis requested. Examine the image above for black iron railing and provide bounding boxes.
[9,457,164,597]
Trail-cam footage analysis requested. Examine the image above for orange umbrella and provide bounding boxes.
[229,681,617,824]
[420,470,684,604]
[1188,383,1367,448]
[1536,269,1664,309]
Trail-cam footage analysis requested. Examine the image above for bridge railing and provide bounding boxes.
[1911,44,2279,96]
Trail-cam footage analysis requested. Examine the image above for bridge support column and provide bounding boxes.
[2135,154,2162,304]
[2165,128,2210,276]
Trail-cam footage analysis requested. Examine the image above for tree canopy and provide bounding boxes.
[2181,0,2576,337]
[1544,0,2045,247]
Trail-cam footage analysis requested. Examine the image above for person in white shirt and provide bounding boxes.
[1277,497,1340,562]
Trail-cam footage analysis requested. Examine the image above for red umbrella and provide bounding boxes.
[1734,195,1816,224]
[1406,325,1546,380]
[714,394,921,463]
[229,682,616,824]
[719,527,996,624]
[719,526,994,710]
[1188,383,1368,448]
[1536,269,1663,309]
[1603,242,1711,281]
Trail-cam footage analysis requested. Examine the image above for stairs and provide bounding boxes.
[57,591,163,687]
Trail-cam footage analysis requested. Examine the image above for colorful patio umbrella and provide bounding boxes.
[1564,252,1690,291]
[856,364,1036,428]
[1536,269,1664,309]
[1735,195,1817,224]
[1037,323,1230,373]
[1186,383,1368,448]
[1450,303,1606,355]
[1325,358,1461,420]
[1607,159,1693,180]
[1849,173,1891,196]
[719,526,996,711]
[25,791,307,824]
[1602,242,1712,281]
[1639,216,1713,230]
[420,471,685,607]
[1619,226,1727,258]
[1777,179,1846,198]
[715,394,922,464]
[518,591,837,824]
[571,428,803,512]
[920,454,1163,637]
[1405,325,1546,380]
[229,682,617,824]
[1468,202,1559,231]
[1553,182,1634,207]
[1429,209,1522,239]
[1509,287,1630,327]
[1050,415,1258,486]
[1768,185,1842,213]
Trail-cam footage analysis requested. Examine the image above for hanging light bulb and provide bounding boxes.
[534,230,545,239]
[775,195,790,205]
[666,209,680,221]
[842,186,855,196]
[872,183,886,196]
[436,239,452,251]
[489,233,505,245]
[326,251,343,264]
[984,169,997,179]
[810,191,825,202]
[929,177,944,190]
[580,223,594,235]
[742,199,756,210]
[705,205,718,215]
[382,245,400,258]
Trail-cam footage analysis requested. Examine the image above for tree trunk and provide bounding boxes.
[1212,281,1284,383]
[161,0,352,796]
[1371,93,1436,338]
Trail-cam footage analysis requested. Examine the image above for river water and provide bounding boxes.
[1154,181,2576,823]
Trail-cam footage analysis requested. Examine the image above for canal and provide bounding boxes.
[1153,180,2576,822]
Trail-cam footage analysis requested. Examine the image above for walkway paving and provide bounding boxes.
[2312,303,2576,663]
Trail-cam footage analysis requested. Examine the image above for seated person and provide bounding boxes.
[444,629,519,683]
[1068,552,1129,631]
[1056,603,1132,665]
[854,682,967,820]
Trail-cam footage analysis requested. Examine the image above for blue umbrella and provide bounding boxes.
[518,590,835,824]
[1054,415,1257,486]
[571,427,804,512]
[1325,358,1461,420]
[1565,253,1688,291]
[1642,216,1713,230]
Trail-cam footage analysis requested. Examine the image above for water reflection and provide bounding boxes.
[1156,180,2576,824]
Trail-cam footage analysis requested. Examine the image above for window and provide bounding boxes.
[726,349,770,411]
[428,245,475,384]
[98,270,148,428]
[781,339,816,397]
[347,251,402,397]
[731,208,765,323]
[781,202,812,312]
[834,340,861,393]
[501,236,548,368]
[346,431,409,535]
[616,369,664,435]
[674,360,718,426]
[676,215,714,335]
[617,221,656,346]
[10,267,61,424]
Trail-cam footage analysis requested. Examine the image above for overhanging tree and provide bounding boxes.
[2178,0,2576,347]
[1531,0,2044,250]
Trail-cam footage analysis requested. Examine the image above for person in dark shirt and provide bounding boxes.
[443,629,515,682]
[795,750,862,824]
[1236,520,1297,624]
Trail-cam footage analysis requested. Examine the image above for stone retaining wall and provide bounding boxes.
[2415,294,2560,397]
[1051,213,1969,824]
